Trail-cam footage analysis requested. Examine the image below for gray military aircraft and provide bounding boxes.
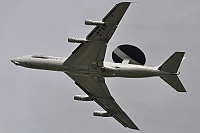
[11,2,186,130]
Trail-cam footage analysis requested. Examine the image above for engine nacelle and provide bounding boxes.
[93,111,112,117]
[74,95,93,101]
[85,19,105,26]
[68,37,88,43]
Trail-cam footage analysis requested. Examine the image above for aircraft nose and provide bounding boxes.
[11,57,21,65]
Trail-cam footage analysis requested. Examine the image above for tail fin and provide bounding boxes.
[159,52,186,92]
[158,52,185,73]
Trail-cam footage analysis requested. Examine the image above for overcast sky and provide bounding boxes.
[1,0,200,133]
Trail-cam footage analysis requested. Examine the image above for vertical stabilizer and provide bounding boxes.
[158,52,185,73]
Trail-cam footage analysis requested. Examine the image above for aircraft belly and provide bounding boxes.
[27,59,67,71]
[103,67,161,78]
[65,65,102,76]
[11,1,187,130]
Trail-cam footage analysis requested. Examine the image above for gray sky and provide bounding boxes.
[0,0,200,132]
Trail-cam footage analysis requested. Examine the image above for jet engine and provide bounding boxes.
[93,111,112,117]
[112,44,146,65]
[68,37,88,43]
[74,95,93,101]
[85,19,105,26]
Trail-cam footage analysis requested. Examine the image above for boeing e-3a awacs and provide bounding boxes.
[11,2,186,130]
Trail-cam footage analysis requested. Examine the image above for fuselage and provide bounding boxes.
[11,55,172,78]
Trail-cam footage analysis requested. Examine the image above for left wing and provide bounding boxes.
[64,2,131,67]
[65,73,139,130]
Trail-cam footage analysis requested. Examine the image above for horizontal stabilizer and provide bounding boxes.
[160,75,186,92]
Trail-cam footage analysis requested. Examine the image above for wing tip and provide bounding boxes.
[118,1,139,4]
[127,125,140,130]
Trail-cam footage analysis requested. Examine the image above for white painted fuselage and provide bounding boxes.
[11,55,172,78]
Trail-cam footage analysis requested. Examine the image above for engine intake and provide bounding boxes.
[93,111,112,117]
[68,37,88,43]
[85,19,105,26]
[74,95,93,101]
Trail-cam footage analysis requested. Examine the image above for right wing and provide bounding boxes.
[65,73,139,130]
[64,2,131,67]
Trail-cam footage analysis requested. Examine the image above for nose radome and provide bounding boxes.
[11,57,21,65]
[11,60,20,65]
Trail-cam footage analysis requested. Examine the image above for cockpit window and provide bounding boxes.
[31,56,50,59]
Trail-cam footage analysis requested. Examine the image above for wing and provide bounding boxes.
[63,2,138,130]
[65,73,139,130]
[64,2,131,66]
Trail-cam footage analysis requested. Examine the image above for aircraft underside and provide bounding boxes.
[11,2,186,130]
